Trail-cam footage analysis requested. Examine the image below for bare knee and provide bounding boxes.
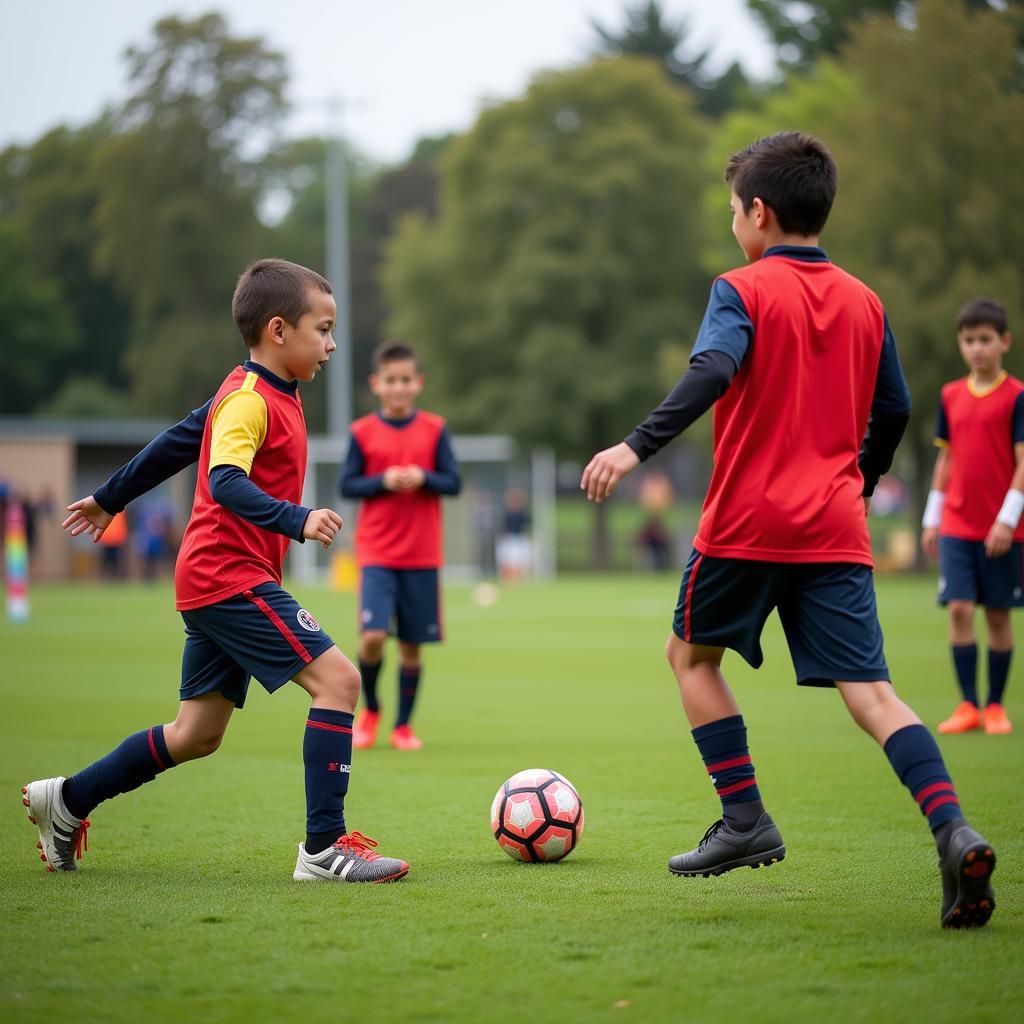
[296,647,361,711]
[398,641,421,670]
[166,722,225,762]
[949,601,975,633]
[360,631,387,662]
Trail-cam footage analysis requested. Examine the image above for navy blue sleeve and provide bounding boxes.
[339,433,387,498]
[93,399,212,515]
[1012,392,1024,445]
[935,398,950,444]
[423,427,462,495]
[209,466,310,541]
[871,314,912,414]
[690,278,754,371]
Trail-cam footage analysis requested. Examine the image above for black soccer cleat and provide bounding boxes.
[939,820,996,930]
[668,813,785,877]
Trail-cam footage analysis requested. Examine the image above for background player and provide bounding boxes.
[581,132,996,929]
[340,341,461,751]
[23,258,408,884]
[921,299,1021,735]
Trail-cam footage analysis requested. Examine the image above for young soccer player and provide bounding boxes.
[581,133,997,929]
[340,341,461,751]
[922,300,1021,736]
[23,258,409,883]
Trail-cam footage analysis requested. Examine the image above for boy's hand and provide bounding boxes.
[304,508,343,549]
[62,496,113,543]
[984,522,1013,558]
[383,467,406,492]
[401,465,426,490]
[921,527,940,561]
[383,466,425,492]
[581,443,640,503]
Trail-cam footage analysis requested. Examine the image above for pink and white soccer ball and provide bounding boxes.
[490,768,584,862]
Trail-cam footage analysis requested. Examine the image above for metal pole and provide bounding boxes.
[326,97,352,440]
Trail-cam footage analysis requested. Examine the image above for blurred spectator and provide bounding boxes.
[497,488,532,581]
[636,470,675,571]
[472,490,499,578]
[98,511,129,579]
[135,498,174,580]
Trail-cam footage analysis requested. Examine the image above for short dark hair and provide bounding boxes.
[372,340,419,372]
[956,298,1008,335]
[232,258,333,347]
[724,132,838,236]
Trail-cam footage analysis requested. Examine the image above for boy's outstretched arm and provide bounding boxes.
[63,399,212,542]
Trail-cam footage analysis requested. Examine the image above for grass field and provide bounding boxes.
[1,574,1021,1023]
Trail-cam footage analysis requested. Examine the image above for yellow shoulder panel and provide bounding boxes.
[209,385,268,475]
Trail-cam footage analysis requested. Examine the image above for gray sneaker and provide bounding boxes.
[669,813,785,877]
[293,831,409,883]
[22,777,90,873]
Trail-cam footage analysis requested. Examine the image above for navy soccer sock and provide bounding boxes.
[987,647,1012,706]
[303,708,354,853]
[691,715,765,828]
[883,724,962,833]
[62,725,176,820]
[951,643,978,706]
[358,658,382,713]
[395,666,421,728]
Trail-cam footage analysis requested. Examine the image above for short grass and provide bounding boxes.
[1,574,1020,1024]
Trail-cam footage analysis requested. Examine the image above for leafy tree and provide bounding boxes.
[386,58,709,566]
[591,0,752,117]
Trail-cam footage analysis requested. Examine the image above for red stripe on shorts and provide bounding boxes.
[683,555,704,642]
[244,590,313,664]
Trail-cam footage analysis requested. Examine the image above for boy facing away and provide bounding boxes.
[921,299,1021,736]
[23,258,409,883]
[581,132,996,929]
[339,341,461,751]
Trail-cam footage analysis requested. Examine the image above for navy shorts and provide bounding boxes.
[673,549,888,687]
[180,583,335,708]
[359,566,442,644]
[938,537,1024,608]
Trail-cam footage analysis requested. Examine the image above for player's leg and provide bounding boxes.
[982,607,1013,733]
[938,538,982,732]
[665,552,785,877]
[390,568,442,750]
[354,567,396,749]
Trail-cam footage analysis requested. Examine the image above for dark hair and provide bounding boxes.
[372,340,419,372]
[956,298,1009,335]
[232,258,333,347]
[724,132,838,236]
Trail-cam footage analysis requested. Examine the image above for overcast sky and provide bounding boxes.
[3,0,776,164]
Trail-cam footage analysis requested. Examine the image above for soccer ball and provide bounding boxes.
[490,768,584,862]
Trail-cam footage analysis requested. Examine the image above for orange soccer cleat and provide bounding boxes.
[390,724,423,751]
[352,710,380,750]
[983,704,1013,735]
[937,701,982,734]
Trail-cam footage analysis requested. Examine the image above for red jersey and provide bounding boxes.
[693,247,909,566]
[342,410,461,569]
[935,373,1024,541]
[175,365,307,610]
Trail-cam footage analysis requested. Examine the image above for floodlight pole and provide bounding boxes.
[326,96,352,440]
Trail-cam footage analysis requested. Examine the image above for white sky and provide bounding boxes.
[2,0,775,164]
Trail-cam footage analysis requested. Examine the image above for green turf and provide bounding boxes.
[1,574,1020,1023]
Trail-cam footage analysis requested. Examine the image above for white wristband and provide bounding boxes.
[922,489,945,529]
[996,489,1024,529]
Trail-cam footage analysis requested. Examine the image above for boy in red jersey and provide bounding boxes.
[921,299,1021,736]
[23,259,409,883]
[582,133,996,929]
[340,341,461,751]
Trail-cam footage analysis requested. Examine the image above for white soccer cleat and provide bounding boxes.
[292,831,408,883]
[21,777,90,873]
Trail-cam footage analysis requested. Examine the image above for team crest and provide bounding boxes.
[297,609,321,632]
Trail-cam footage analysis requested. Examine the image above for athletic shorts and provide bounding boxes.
[673,549,888,688]
[180,582,335,708]
[359,566,442,644]
[938,537,1024,609]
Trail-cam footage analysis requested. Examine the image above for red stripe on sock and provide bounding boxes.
[914,781,955,805]
[922,794,960,817]
[147,727,166,771]
[716,778,757,797]
[705,754,752,774]
[244,590,312,664]
[683,555,703,642]
[306,720,353,734]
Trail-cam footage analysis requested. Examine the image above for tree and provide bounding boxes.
[591,0,752,117]
[386,58,709,567]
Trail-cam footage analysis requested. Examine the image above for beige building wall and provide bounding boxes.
[0,436,74,580]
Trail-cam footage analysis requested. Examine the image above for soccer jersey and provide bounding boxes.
[934,373,1024,541]
[341,411,461,568]
[690,245,911,566]
[175,362,308,610]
